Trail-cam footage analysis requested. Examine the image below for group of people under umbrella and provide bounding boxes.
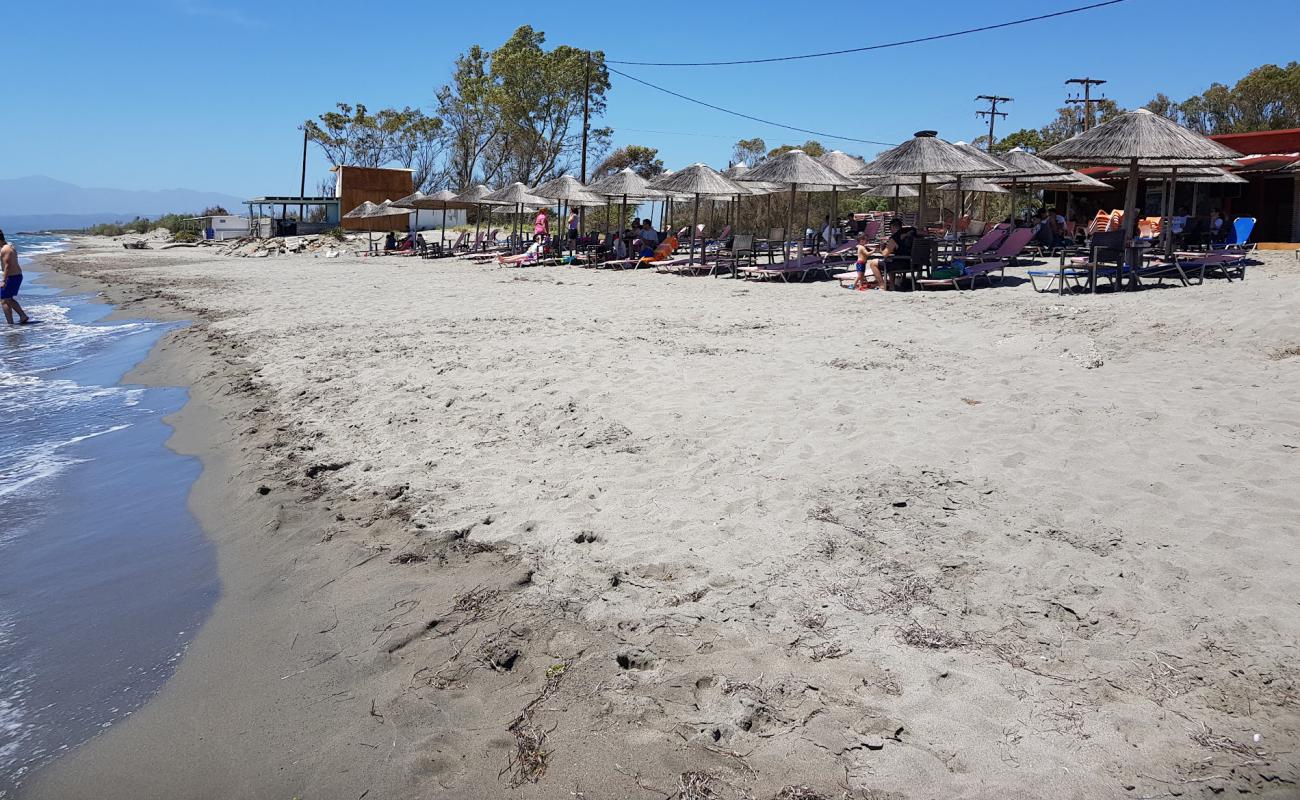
[342,107,1245,290]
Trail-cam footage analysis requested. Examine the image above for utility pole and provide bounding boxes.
[579,51,592,231]
[299,126,309,221]
[1065,77,1108,132]
[580,52,592,183]
[975,95,1012,152]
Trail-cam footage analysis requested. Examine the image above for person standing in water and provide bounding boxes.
[1,230,32,325]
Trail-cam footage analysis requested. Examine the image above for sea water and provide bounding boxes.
[0,236,218,792]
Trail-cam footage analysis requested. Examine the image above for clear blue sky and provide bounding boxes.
[5,0,1298,197]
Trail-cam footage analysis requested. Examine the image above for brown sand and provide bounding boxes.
[22,238,1300,799]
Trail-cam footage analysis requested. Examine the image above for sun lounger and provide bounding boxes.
[916,258,1011,290]
[737,253,826,282]
[967,226,1035,265]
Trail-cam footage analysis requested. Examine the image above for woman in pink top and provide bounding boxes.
[533,208,549,242]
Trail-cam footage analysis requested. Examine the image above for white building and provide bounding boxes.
[192,215,251,240]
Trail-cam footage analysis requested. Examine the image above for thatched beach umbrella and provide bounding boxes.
[453,184,507,251]
[533,174,603,254]
[648,164,744,265]
[858,131,1006,233]
[738,149,855,262]
[816,151,867,241]
[1042,108,1243,263]
[344,199,411,251]
[397,189,474,249]
[484,183,550,251]
[985,147,1072,227]
[721,162,781,234]
[587,168,659,248]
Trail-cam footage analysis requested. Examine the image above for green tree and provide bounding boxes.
[767,139,826,158]
[437,45,501,189]
[304,104,444,190]
[731,137,767,166]
[436,28,610,188]
[592,145,664,180]
[991,128,1046,153]
[1143,62,1300,134]
[1144,93,1179,121]
[483,26,610,186]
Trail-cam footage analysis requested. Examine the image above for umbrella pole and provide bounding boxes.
[620,194,627,256]
[785,184,796,264]
[831,187,838,249]
[892,185,899,215]
[918,175,928,233]
[1165,167,1179,259]
[441,203,447,250]
[803,191,811,250]
[1122,156,1140,290]
[690,193,701,265]
[474,203,482,252]
[1191,183,1199,220]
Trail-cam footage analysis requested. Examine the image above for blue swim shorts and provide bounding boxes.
[0,274,21,300]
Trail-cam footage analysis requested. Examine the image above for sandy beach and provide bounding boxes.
[22,238,1300,799]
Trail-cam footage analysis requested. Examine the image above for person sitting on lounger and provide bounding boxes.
[862,218,915,291]
[636,234,679,267]
[384,231,397,251]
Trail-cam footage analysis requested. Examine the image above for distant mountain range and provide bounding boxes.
[0,175,244,232]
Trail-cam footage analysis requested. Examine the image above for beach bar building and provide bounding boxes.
[1208,128,1300,246]
[244,196,341,238]
[335,166,415,232]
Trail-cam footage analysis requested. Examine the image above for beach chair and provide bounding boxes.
[958,226,1008,260]
[879,238,933,291]
[737,252,826,282]
[1211,217,1256,253]
[710,233,755,277]
[916,257,1011,290]
[755,227,786,263]
[967,227,1035,265]
[1028,230,1124,294]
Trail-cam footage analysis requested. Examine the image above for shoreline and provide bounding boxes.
[20,237,1300,799]
[22,241,508,799]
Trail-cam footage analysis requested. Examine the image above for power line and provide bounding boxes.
[606,65,898,147]
[606,0,1129,66]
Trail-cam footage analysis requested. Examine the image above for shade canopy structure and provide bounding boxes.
[858,131,1007,231]
[484,183,551,250]
[454,185,509,252]
[937,178,1008,194]
[587,168,662,247]
[395,189,475,248]
[738,149,856,258]
[862,184,920,198]
[533,174,603,205]
[817,150,868,180]
[532,175,604,252]
[343,200,411,249]
[648,164,745,265]
[1041,108,1245,263]
[983,147,1072,226]
[1040,108,1244,168]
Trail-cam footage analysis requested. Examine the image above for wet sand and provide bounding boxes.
[22,237,1300,799]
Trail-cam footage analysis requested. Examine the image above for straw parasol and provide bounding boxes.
[343,199,411,250]
[737,149,855,261]
[585,168,658,246]
[858,131,1006,231]
[862,183,920,198]
[533,175,603,253]
[815,151,869,245]
[648,164,744,265]
[396,189,475,249]
[453,184,509,252]
[1041,108,1244,259]
[484,183,550,250]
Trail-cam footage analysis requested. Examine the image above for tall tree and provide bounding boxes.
[592,145,664,180]
[437,45,505,189]
[731,138,767,166]
[1142,62,1300,134]
[768,139,826,158]
[304,103,444,190]
[435,28,610,188]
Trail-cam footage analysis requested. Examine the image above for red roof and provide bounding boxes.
[1210,128,1300,155]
